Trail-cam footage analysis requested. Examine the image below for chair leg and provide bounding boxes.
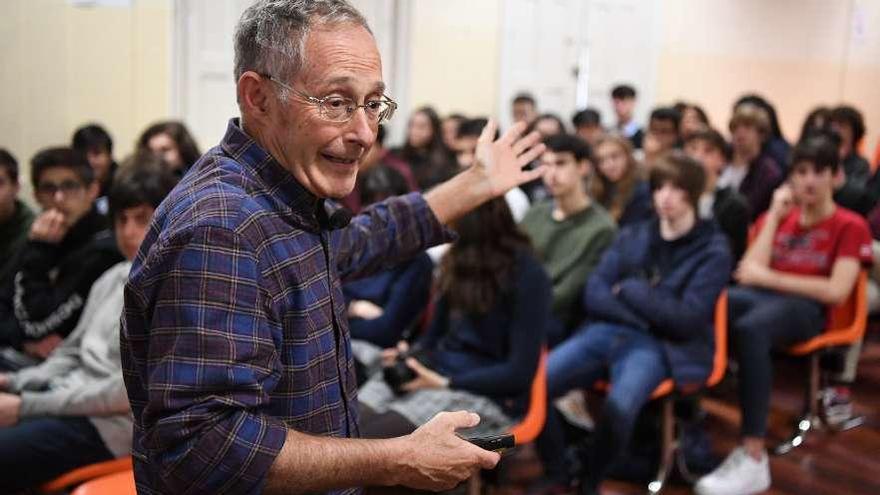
[775,354,821,455]
[648,398,676,494]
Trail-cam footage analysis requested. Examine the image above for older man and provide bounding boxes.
[120,1,545,494]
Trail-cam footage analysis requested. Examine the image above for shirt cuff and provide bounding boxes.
[19,391,61,417]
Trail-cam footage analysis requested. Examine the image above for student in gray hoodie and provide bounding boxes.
[0,154,177,491]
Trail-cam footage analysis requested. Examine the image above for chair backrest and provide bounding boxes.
[706,289,729,388]
[828,270,868,332]
[71,470,135,495]
[508,347,548,445]
[787,270,868,355]
[39,457,133,493]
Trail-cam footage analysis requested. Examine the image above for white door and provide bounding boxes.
[497,0,663,131]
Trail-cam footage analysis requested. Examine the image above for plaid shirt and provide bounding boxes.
[121,119,455,494]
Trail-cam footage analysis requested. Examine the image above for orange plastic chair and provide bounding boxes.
[509,347,548,445]
[594,290,728,494]
[774,270,868,454]
[467,347,547,494]
[71,470,136,495]
[39,456,132,493]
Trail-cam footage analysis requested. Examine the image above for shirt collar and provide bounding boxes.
[219,118,350,232]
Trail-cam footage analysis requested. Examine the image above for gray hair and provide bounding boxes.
[234,0,371,98]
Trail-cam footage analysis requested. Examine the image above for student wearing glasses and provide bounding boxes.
[0,148,122,369]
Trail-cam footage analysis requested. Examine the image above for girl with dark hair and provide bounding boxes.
[734,94,791,168]
[680,103,710,140]
[799,106,831,143]
[136,121,202,176]
[357,196,551,438]
[591,135,653,226]
[71,124,118,212]
[394,106,457,190]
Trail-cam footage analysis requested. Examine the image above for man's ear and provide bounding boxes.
[237,71,276,123]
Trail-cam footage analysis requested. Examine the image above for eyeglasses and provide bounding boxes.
[262,74,397,124]
[36,180,85,197]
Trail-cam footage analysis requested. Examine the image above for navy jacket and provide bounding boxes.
[582,218,731,387]
[343,253,433,348]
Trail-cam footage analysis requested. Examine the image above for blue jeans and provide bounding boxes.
[0,416,114,491]
[538,322,670,489]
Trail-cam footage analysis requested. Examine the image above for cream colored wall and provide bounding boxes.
[656,0,880,154]
[0,0,171,202]
[407,0,502,118]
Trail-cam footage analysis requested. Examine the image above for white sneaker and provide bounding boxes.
[694,447,770,495]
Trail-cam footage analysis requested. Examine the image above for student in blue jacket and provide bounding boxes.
[537,151,732,494]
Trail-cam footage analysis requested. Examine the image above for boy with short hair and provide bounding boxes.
[0,147,122,367]
[520,134,616,344]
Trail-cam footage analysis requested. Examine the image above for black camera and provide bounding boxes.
[382,348,430,395]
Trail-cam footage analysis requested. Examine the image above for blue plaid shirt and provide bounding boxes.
[121,119,455,494]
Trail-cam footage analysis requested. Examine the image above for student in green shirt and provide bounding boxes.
[520,134,616,346]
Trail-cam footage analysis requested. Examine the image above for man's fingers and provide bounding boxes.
[438,410,481,430]
[511,130,542,156]
[517,161,548,187]
[517,142,546,167]
[497,121,526,146]
[476,450,501,470]
[478,118,499,145]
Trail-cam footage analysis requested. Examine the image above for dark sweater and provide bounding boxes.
[618,180,654,227]
[520,200,616,331]
[418,251,550,401]
[582,218,731,387]
[712,187,751,265]
[0,200,35,288]
[9,208,122,343]
[740,153,783,220]
[343,252,433,348]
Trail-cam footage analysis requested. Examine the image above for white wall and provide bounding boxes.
[0,0,172,202]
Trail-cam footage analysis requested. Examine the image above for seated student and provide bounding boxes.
[641,107,681,169]
[538,152,731,494]
[344,165,433,349]
[720,103,783,220]
[610,84,643,149]
[685,129,751,264]
[734,94,791,172]
[358,196,550,439]
[0,155,177,492]
[0,148,123,369]
[695,134,872,495]
[392,106,458,191]
[137,120,202,177]
[0,150,35,292]
[441,113,467,151]
[591,135,653,227]
[72,123,118,215]
[572,108,604,148]
[680,103,711,141]
[530,113,567,139]
[520,134,616,345]
[828,105,875,216]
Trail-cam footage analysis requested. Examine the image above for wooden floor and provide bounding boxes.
[494,333,880,495]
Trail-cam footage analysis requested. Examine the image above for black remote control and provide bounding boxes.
[465,434,515,452]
